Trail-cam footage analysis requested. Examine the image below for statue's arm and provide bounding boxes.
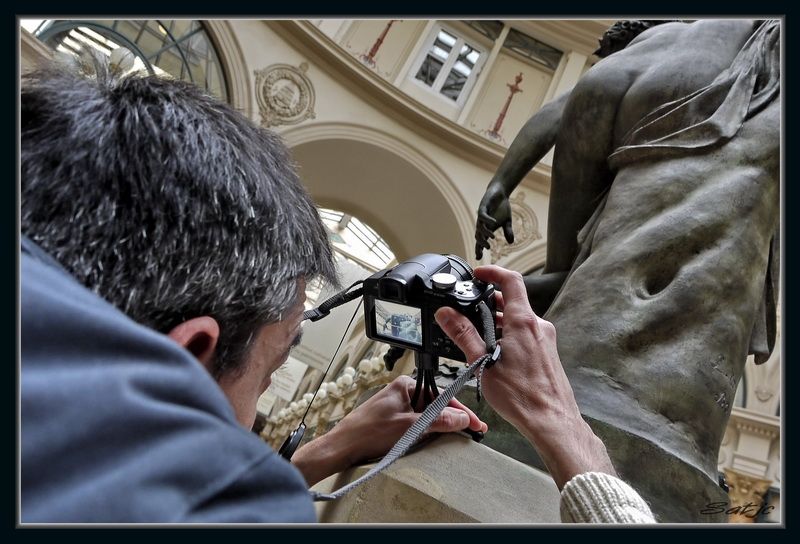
[491,91,569,194]
[475,92,569,259]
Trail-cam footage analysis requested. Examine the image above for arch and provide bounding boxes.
[203,20,252,115]
[281,122,475,263]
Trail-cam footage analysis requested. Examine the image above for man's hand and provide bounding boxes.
[291,376,487,487]
[434,265,616,490]
[475,183,514,260]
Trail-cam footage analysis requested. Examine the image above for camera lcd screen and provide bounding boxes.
[375,300,422,346]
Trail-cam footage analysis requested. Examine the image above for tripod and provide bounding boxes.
[410,351,484,442]
[410,352,441,410]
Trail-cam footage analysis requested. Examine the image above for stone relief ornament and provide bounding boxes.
[489,191,542,263]
[254,62,316,128]
[755,387,774,402]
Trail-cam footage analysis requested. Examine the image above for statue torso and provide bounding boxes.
[545,19,779,479]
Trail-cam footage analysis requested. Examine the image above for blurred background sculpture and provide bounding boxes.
[475,19,780,521]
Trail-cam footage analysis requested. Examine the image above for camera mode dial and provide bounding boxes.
[432,272,457,291]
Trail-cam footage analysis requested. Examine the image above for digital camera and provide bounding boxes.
[363,254,495,362]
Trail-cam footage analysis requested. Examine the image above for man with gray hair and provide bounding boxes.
[20,58,487,522]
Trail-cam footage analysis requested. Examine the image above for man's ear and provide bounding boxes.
[166,316,220,372]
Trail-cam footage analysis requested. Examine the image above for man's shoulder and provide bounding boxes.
[20,247,229,410]
[20,251,314,523]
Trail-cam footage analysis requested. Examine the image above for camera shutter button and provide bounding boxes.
[432,273,457,291]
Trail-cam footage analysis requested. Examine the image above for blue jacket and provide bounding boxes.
[20,239,316,523]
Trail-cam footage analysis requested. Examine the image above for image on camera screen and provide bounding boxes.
[375,300,422,346]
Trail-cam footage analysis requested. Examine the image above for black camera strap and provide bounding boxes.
[279,284,366,462]
[310,300,499,502]
[303,280,364,323]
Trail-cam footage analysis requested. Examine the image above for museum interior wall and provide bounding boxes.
[19,18,781,523]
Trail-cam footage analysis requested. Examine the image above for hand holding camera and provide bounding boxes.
[434,265,617,490]
[363,253,497,418]
[294,257,612,493]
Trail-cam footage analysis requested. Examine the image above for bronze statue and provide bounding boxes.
[475,20,780,521]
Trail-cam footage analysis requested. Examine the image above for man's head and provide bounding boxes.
[594,20,678,58]
[21,57,337,427]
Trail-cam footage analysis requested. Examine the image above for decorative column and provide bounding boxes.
[486,73,523,142]
[361,20,396,67]
[723,468,773,523]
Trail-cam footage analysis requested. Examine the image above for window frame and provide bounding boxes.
[32,19,230,103]
[407,23,489,108]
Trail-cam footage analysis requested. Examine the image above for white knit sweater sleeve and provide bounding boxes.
[560,472,656,523]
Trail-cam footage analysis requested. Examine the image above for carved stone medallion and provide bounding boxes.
[254,62,316,128]
[490,191,542,263]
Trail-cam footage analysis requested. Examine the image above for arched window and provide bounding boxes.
[24,20,229,102]
[304,206,395,323]
[305,207,395,311]
[319,208,395,271]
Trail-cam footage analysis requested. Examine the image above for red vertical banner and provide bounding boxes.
[488,72,524,140]
[361,20,396,67]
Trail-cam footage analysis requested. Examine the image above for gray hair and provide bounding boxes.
[21,57,338,377]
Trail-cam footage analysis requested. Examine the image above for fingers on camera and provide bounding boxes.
[475,266,528,312]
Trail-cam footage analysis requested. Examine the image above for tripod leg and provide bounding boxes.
[426,369,439,404]
[410,371,424,411]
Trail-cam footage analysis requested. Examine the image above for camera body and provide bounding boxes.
[363,254,495,362]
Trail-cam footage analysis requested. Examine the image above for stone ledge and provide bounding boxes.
[312,433,561,524]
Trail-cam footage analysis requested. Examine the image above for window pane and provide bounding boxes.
[415,29,459,87]
[503,28,563,70]
[456,43,478,75]
[138,21,167,56]
[435,30,456,50]
[415,53,444,87]
[440,42,480,100]
[167,19,194,41]
[319,207,395,270]
[440,68,467,100]
[465,20,504,41]
[63,28,112,56]
[103,20,140,44]
[20,19,46,34]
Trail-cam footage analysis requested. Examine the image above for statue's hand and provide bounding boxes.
[475,182,514,260]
